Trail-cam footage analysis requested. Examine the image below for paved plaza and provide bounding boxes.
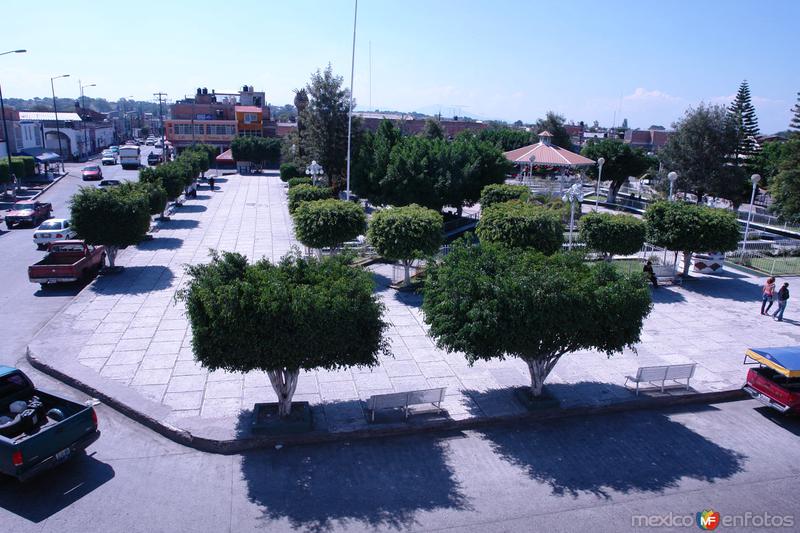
[30,174,800,439]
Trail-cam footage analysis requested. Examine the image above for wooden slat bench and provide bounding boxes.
[365,388,446,422]
[652,265,682,285]
[624,363,696,395]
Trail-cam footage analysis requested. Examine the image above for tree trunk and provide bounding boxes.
[106,246,118,268]
[682,251,692,276]
[456,205,463,217]
[266,368,300,417]
[606,182,619,204]
[524,356,559,397]
[403,259,411,286]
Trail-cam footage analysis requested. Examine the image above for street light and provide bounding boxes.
[741,174,761,257]
[1,50,27,197]
[79,81,95,161]
[306,160,323,186]
[50,74,70,171]
[562,183,584,250]
[594,157,605,211]
[667,171,678,201]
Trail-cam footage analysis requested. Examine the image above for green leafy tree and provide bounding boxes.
[439,134,511,215]
[768,140,800,221]
[421,118,444,140]
[579,212,646,260]
[140,163,190,216]
[480,184,529,209]
[660,104,745,206]
[231,136,281,168]
[288,177,312,188]
[368,204,443,284]
[351,119,403,205]
[120,181,167,217]
[534,111,572,149]
[70,186,151,268]
[644,201,741,276]
[292,199,367,255]
[422,241,652,397]
[477,127,533,151]
[752,139,798,183]
[476,201,563,254]
[280,163,302,182]
[581,139,654,203]
[789,92,800,137]
[727,80,761,163]
[177,251,389,417]
[287,184,333,213]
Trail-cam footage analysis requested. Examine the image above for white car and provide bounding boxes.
[33,218,76,249]
[101,151,117,165]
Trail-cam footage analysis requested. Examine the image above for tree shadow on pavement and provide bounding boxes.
[471,390,746,499]
[136,237,183,251]
[238,417,471,532]
[159,219,199,230]
[89,265,175,295]
[649,287,686,303]
[680,275,760,303]
[175,204,207,213]
[0,453,114,523]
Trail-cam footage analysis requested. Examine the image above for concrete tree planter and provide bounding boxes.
[514,387,561,410]
[251,402,313,435]
[689,252,726,273]
[100,266,124,275]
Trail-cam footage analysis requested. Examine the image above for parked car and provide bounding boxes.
[28,240,106,287]
[0,366,100,482]
[5,201,53,228]
[98,179,122,188]
[81,165,103,181]
[147,151,162,166]
[109,145,119,154]
[33,219,76,249]
[145,138,155,146]
[743,346,800,414]
[154,140,164,148]
[101,151,117,166]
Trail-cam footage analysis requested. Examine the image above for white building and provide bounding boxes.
[17,111,115,159]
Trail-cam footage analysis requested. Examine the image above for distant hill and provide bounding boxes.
[4,96,160,115]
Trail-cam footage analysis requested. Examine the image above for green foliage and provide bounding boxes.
[477,127,533,151]
[351,119,403,203]
[132,181,168,216]
[177,250,388,395]
[727,80,760,161]
[476,201,563,254]
[0,158,27,182]
[288,177,313,188]
[280,162,302,182]
[11,156,36,177]
[753,139,798,182]
[292,199,367,250]
[791,92,800,136]
[139,162,189,201]
[184,144,217,168]
[768,140,800,221]
[231,136,282,166]
[580,139,654,202]
[178,149,208,178]
[368,204,443,263]
[479,183,529,209]
[421,119,445,140]
[0,161,9,184]
[534,111,572,149]
[422,240,652,395]
[287,184,333,213]
[579,212,646,259]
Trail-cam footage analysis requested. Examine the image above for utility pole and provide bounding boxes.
[154,92,167,158]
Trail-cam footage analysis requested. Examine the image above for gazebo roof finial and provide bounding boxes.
[537,130,554,145]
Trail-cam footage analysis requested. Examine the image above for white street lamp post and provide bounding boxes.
[741,174,761,257]
[306,160,323,186]
[668,171,678,201]
[594,157,605,211]
[562,183,584,250]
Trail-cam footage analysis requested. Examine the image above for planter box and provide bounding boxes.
[689,252,725,273]
[251,401,313,435]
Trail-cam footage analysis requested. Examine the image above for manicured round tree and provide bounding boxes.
[120,181,167,217]
[287,184,333,213]
[70,185,151,269]
[423,240,652,397]
[579,212,646,261]
[292,199,367,256]
[644,201,740,276]
[368,204,443,285]
[280,163,302,182]
[479,183,529,209]
[476,201,563,254]
[288,177,312,188]
[178,251,389,417]
[140,164,187,217]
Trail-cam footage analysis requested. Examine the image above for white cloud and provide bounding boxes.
[624,88,681,102]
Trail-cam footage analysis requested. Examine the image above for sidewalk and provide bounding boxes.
[28,174,800,451]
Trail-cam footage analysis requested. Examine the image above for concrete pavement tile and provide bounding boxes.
[391,376,431,392]
[103,311,135,323]
[164,391,204,410]
[99,363,138,381]
[122,326,158,339]
[151,330,185,343]
[112,303,143,314]
[129,316,162,328]
[140,353,178,370]
[243,372,269,388]
[105,350,146,366]
[426,376,466,393]
[201,397,242,418]
[116,338,152,352]
[132,384,167,403]
[79,344,116,359]
[242,386,277,406]
[72,319,101,332]
[410,347,445,362]
[173,360,206,376]
[294,376,319,394]
[86,332,124,346]
[79,358,107,371]
[319,380,358,401]
[316,369,354,383]
[177,347,196,361]
[205,380,243,399]
[158,319,188,331]
[131,368,173,386]
[79,309,110,321]
[146,340,182,355]
[353,371,393,390]
[136,306,166,317]
[402,335,435,349]
[167,374,208,393]
[383,360,422,378]
[207,369,242,382]
[95,321,127,333]
[418,361,456,378]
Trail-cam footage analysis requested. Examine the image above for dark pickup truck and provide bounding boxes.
[5,201,53,228]
[28,240,106,287]
[0,367,100,481]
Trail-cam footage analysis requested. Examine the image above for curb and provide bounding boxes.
[28,172,68,201]
[26,347,748,455]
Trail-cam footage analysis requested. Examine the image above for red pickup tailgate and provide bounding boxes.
[745,368,800,412]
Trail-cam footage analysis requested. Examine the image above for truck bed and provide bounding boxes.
[31,253,85,267]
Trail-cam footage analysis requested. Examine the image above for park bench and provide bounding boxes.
[652,264,682,285]
[624,363,697,395]
[365,387,446,422]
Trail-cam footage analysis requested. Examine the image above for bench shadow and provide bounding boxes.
[159,219,199,230]
[649,286,686,303]
[467,383,746,499]
[236,412,470,532]
[0,453,114,523]
[136,237,183,251]
[89,265,176,295]
[175,204,207,213]
[194,194,211,201]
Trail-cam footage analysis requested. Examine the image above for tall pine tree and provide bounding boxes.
[727,80,760,162]
[790,92,800,137]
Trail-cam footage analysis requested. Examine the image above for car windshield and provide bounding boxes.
[10,203,32,210]
[84,166,100,171]
[38,220,63,230]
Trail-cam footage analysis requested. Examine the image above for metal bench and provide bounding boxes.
[365,388,446,422]
[624,363,696,395]
[652,265,682,285]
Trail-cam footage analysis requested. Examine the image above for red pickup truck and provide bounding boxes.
[743,347,800,414]
[5,201,53,228]
[28,241,106,287]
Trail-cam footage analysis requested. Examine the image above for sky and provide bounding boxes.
[2,0,798,133]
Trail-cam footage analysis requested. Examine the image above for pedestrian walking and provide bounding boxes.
[761,276,776,315]
[773,282,790,322]
[643,260,658,288]
[208,176,215,191]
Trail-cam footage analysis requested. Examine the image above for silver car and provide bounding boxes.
[33,218,76,249]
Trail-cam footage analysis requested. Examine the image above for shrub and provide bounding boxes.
[12,156,35,177]
[476,201,563,253]
[293,199,367,253]
[280,163,302,182]
[288,177,313,188]
[579,212,646,260]
[480,184,529,209]
[287,184,333,213]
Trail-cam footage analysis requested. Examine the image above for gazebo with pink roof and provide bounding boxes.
[504,131,596,192]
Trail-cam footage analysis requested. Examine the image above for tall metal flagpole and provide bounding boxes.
[345,0,357,201]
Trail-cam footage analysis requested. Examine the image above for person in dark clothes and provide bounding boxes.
[643,260,658,288]
[208,176,215,191]
[773,282,790,322]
